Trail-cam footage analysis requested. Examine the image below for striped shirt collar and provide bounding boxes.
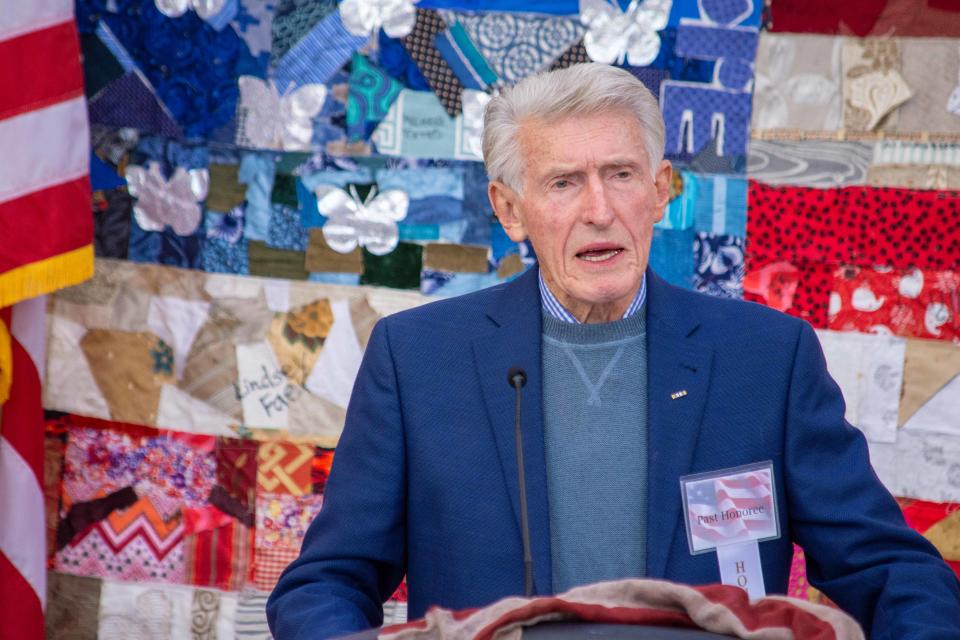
[538,270,647,324]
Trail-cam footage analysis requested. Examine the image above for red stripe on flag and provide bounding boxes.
[0,20,84,121]
[0,177,92,274]
[0,309,46,640]
[0,553,44,639]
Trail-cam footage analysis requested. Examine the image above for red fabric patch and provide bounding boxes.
[828,266,959,341]
[770,0,960,37]
[746,182,960,325]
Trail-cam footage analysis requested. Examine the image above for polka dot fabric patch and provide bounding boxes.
[402,9,465,117]
[747,181,960,271]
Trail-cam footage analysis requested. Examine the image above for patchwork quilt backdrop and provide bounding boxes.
[42,0,960,635]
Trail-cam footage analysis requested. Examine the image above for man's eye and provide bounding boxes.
[552,180,569,189]
[614,171,632,179]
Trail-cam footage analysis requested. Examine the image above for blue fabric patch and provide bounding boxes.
[421,270,503,296]
[202,235,250,274]
[404,195,464,225]
[95,0,263,137]
[690,174,747,236]
[267,204,310,251]
[438,218,469,243]
[90,152,127,191]
[649,227,695,289]
[399,223,441,241]
[693,232,744,299]
[308,272,362,285]
[461,162,493,245]
[135,136,209,172]
[239,153,275,241]
[378,32,432,90]
[661,83,751,157]
[129,222,204,268]
[87,72,183,138]
[274,11,367,90]
[375,167,464,200]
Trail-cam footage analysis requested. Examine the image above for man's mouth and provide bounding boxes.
[576,246,624,262]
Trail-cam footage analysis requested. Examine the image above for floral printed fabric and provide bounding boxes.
[54,417,217,584]
[693,233,744,299]
[829,266,959,342]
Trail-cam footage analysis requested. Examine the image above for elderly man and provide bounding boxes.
[268,64,960,639]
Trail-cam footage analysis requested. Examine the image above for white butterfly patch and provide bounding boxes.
[316,185,409,256]
[155,0,228,20]
[126,162,210,236]
[236,76,328,152]
[580,0,673,67]
[339,0,418,39]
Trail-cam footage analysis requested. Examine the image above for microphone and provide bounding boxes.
[507,366,534,598]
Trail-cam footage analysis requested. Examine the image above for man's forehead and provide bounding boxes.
[517,111,649,174]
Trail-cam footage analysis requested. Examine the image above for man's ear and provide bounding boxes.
[651,159,673,224]
[489,180,528,242]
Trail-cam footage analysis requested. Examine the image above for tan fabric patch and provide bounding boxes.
[248,241,310,280]
[80,329,172,425]
[305,230,364,273]
[497,254,526,279]
[286,389,346,446]
[423,243,489,273]
[349,296,379,350]
[46,572,102,640]
[898,38,960,135]
[899,338,960,426]
[867,164,960,190]
[923,509,960,561]
[841,38,910,132]
[266,298,334,385]
[206,163,246,212]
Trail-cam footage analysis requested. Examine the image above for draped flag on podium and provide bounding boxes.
[0,2,92,638]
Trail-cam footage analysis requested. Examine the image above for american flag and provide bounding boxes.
[686,469,776,550]
[0,2,92,638]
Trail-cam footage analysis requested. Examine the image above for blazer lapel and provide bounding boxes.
[471,268,552,595]
[644,271,713,579]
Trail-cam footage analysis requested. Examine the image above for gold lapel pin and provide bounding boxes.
[670,389,688,400]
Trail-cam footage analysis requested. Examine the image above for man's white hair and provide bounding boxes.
[482,63,665,193]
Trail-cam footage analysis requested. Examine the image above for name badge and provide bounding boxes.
[680,461,780,599]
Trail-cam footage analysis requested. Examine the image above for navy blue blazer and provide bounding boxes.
[268,267,960,639]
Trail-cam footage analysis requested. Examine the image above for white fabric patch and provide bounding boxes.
[305,299,363,409]
[815,330,906,444]
[147,297,211,380]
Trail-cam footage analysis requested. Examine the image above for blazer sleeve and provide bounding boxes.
[784,322,960,638]
[267,319,407,640]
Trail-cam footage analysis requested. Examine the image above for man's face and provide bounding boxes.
[489,108,672,322]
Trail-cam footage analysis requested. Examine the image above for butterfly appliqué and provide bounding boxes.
[339,0,418,39]
[316,184,409,256]
[126,162,209,236]
[579,0,672,67]
[154,0,228,20]
[236,77,328,152]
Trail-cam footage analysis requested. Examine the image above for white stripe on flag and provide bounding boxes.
[11,296,46,379]
[0,436,47,608]
[0,96,89,206]
[0,0,73,42]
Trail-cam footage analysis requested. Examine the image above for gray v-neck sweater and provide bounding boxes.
[541,309,649,594]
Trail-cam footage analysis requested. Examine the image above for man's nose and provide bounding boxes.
[581,176,615,227]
